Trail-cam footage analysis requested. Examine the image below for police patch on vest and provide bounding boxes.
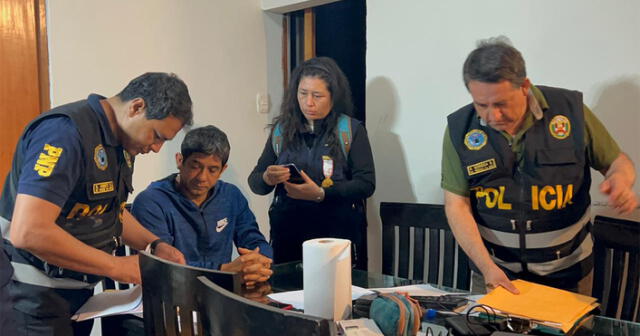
[467,158,497,176]
[464,129,487,150]
[549,115,571,140]
[94,144,108,170]
[93,181,115,194]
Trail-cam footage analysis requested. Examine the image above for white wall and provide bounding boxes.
[47,0,283,244]
[366,0,640,271]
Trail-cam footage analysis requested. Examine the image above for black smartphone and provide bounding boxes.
[284,163,304,184]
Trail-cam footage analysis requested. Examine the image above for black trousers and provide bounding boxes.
[269,199,368,270]
[9,280,94,336]
[1,280,17,335]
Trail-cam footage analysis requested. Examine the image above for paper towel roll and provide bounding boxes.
[303,238,352,321]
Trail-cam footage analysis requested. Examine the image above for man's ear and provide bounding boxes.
[175,153,183,169]
[220,164,228,175]
[128,97,146,117]
[521,78,531,95]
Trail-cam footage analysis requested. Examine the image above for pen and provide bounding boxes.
[424,308,459,319]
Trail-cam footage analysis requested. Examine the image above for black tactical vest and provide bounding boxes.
[0,99,133,282]
[272,118,353,203]
[447,86,592,283]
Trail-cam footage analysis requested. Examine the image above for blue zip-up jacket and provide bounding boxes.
[132,174,272,270]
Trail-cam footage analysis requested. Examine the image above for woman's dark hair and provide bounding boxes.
[272,57,354,158]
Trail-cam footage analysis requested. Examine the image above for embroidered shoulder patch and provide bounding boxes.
[464,129,487,150]
[94,144,108,171]
[466,158,497,176]
[549,115,571,140]
[33,144,63,177]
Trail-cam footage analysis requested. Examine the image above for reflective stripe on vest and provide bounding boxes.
[478,208,591,249]
[489,235,593,276]
[11,262,99,289]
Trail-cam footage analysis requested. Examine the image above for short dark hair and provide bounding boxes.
[273,57,354,158]
[118,72,193,126]
[181,125,230,165]
[463,36,527,88]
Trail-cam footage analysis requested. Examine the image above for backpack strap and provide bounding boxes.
[272,115,352,159]
[337,114,352,159]
[271,123,283,156]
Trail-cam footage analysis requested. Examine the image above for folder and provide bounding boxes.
[476,279,598,333]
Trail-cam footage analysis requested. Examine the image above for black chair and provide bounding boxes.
[380,202,471,290]
[197,276,337,336]
[591,215,640,322]
[139,251,242,336]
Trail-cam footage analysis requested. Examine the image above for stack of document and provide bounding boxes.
[71,285,143,321]
[476,279,598,333]
[267,283,449,311]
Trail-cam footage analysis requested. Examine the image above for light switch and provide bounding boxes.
[256,93,270,114]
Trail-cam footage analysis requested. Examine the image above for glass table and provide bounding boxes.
[268,262,640,336]
[269,261,427,292]
[105,262,640,335]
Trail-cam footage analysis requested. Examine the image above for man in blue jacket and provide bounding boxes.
[132,125,273,285]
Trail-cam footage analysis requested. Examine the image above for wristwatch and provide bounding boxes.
[147,239,165,255]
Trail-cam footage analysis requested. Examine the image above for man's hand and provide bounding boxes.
[284,170,324,201]
[220,247,273,287]
[600,175,638,213]
[109,255,142,284]
[263,165,290,186]
[600,153,638,214]
[154,242,186,265]
[483,265,519,294]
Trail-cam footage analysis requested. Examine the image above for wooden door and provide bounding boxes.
[0,0,49,183]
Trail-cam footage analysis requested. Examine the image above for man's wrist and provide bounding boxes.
[145,238,166,255]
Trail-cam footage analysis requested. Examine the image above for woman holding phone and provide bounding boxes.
[248,57,375,269]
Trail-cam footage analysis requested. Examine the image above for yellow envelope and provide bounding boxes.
[477,279,598,332]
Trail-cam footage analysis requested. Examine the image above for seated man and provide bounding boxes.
[132,125,273,285]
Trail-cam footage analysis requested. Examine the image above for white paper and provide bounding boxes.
[371,284,449,297]
[71,285,143,321]
[268,285,374,310]
[303,238,352,320]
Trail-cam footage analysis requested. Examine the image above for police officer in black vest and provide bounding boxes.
[441,37,637,295]
[0,73,191,335]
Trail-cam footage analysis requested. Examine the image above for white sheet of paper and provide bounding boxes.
[71,285,142,321]
[370,284,449,296]
[268,286,374,310]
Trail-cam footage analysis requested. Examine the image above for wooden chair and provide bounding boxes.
[592,215,640,322]
[197,276,336,336]
[380,202,471,290]
[139,251,242,336]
